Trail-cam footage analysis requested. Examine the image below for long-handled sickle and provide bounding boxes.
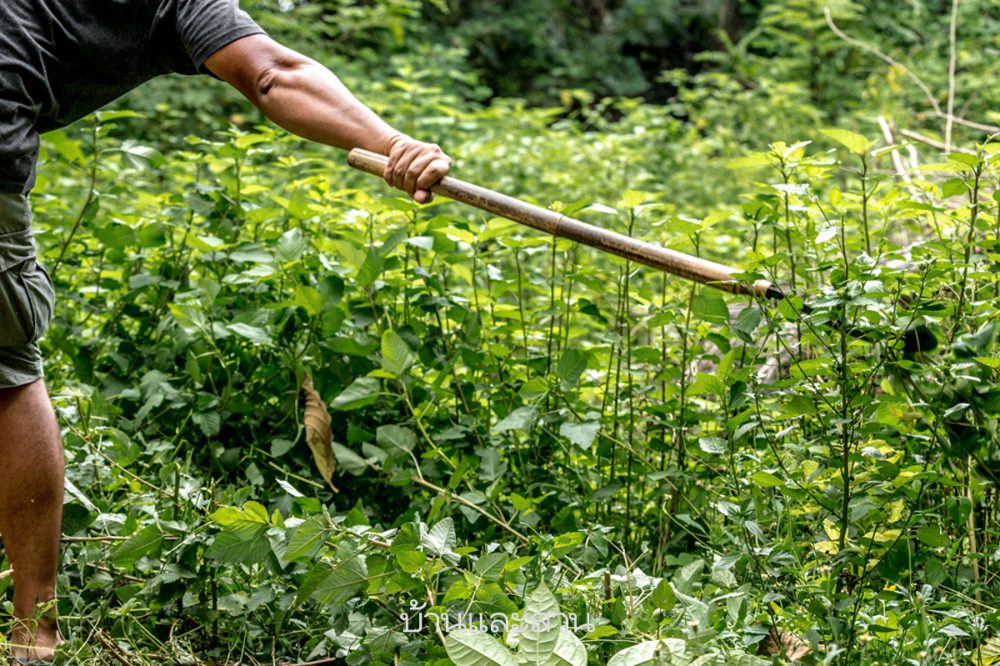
[346,149,935,352]
[347,149,782,300]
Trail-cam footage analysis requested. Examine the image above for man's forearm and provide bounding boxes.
[253,58,399,154]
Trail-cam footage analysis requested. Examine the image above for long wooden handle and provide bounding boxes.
[347,149,777,298]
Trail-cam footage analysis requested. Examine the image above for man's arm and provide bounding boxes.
[204,34,450,203]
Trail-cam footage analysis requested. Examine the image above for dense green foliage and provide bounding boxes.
[4,0,1000,664]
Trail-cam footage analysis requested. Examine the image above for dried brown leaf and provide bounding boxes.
[757,628,812,662]
[302,373,338,493]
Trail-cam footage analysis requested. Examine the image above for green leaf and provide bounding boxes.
[226,323,272,346]
[207,523,270,564]
[749,471,784,488]
[725,655,769,666]
[94,222,135,249]
[331,443,371,475]
[445,629,517,666]
[111,525,163,567]
[492,406,538,433]
[396,549,427,573]
[312,558,367,605]
[699,437,726,455]
[692,288,729,325]
[376,424,416,453]
[556,348,589,386]
[607,639,687,666]
[520,583,561,665]
[549,629,588,666]
[284,515,328,561]
[820,128,874,155]
[381,330,416,376]
[917,526,950,548]
[651,578,676,611]
[356,250,384,287]
[726,152,771,169]
[672,559,704,595]
[331,377,380,411]
[559,421,600,450]
[422,517,457,558]
[275,228,308,262]
[293,285,325,316]
[618,190,653,208]
[475,552,508,581]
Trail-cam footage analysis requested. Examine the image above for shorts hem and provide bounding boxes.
[0,363,44,389]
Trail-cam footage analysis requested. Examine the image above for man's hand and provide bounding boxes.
[383,134,452,203]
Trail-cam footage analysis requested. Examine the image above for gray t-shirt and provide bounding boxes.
[0,0,265,194]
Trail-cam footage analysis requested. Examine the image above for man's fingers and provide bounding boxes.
[382,137,452,202]
[403,151,446,196]
[415,156,451,192]
[385,148,416,190]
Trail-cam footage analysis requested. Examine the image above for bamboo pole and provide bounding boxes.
[347,149,778,299]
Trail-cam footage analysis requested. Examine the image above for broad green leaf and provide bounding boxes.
[422,517,457,558]
[376,424,416,453]
[820,128,874,155]
[692,288,729,324]
[556,348,589,386]
[94,222,135,249]
[519,583,561,665]
[207,523,270,564]
[396,549,427,573]
[382,330,416,376]
[331,443,371,475]
[699,437,726,455]
[726,152,771,169]
[651,578,676,611]
[226,323,272,346]
[475,552,508,581]
[275,228,308,262]
[607,639,687,666]
[672,559,704,595]
[284,515,329,561]
[549,629,588,666]
[749,471,784,488]
[916,525,950,548]
[493,406,539,434]
[111,525,163,567]
[559,422,600,450]
[445,629,517,666]
[312,557,367,605]
[618,190,653,208]
[686,656,719,666]
[293,285,324,316]
[331,377,380,410]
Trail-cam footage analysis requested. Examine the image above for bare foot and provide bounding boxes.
[9,616,61,662]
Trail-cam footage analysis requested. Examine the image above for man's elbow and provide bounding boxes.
[253,56,314,104]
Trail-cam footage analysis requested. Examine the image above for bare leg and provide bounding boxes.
[0,379,63,660]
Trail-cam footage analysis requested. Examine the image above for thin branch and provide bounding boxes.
[946,0,960,152]
[410,475,529,544]
[824,7,941,117]
[877,116,913,186]
[824,7,1000,137]
[899,128,975,154]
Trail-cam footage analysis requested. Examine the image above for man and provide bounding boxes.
[0,0,452,660]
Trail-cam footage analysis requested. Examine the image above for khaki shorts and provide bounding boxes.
[0,193,54,389]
